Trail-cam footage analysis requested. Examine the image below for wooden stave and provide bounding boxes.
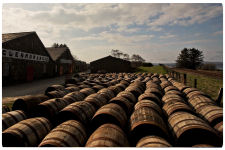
[39,120,87,147]
[196,105,223,126]
[2,110,27,131]
[92,103,127,129]
[138,93,161,106]
[134,100,163,116]
[12,94,49,114]
[130,107,169,143]
[85,123,129,147]
[117,91,137,104]
[136,135,172,147]
[2,117,52,147]
[168,111,221,146]
[58,101,96,125]
[163,101,194,117]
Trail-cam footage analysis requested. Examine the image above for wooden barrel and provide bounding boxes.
[2,110,27,131]
[186,90,210,99]
[85,123,129,147]
[214,121,223,136]
[146,81,161,89]
[116,83,127,90]
[39,120,87,147]
[192,144,214,147]
[125,86,143,98]
[173,83,189,92]
[151,73,159,78]
[162,94,184,104]
[63,91,85,103]
[2,117,52,147]
[138,93,161,106]
[35,98,70,120]
[67,91,85,100]
[117,91,136,104]
[145,88,163,99]
[80,88,95,97]
[134,100,163,116]
[97,88,115,100]
[136,136,172,147]
[92,85,104,92]
[78,84,91,89]
[130,81,145,91]
[196,105,223,126]
[109,96,133,115]
[2,105,10,113]
[46,90,67,98]
[120,80,130,86]
[92,103,127,129]
[142,77,151,83]
[108,86,123,95]
[162,101,194,117]
[45,85,65,94]
[65,84,76,87]
[130,107,168,143]
[58,101,96,125]
[164,86,179,93]
[65,86,80,92]
[160,81,172,89]
[12,94,49,116]
[188,95,216,110]
[183,87,199,95]
[152,77,161,84]
[84,93,108,109]
[165,90,183,97]
[168,111,221,146]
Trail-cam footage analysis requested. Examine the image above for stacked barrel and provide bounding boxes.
[163,76,223,147]
[2,72,223,147]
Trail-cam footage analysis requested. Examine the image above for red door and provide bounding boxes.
[27,66,34,81]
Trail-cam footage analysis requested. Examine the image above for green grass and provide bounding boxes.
[136,66,167,74]
[180,72,223,102]
[136,65,223,105]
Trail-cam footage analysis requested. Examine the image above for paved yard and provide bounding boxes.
[2,75,67,104]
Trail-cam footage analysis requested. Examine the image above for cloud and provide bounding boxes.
[160,33,176,39]
[148,4,222,27]
[2,3,223,63]
[213,30,223,36]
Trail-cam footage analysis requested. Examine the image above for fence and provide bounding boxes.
[161,65,223,106]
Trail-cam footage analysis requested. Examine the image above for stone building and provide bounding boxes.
[2,31,54,85]
[90,55,132,73]
[46,47,75,76]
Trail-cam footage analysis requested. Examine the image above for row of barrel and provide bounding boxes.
[2,72,223,147]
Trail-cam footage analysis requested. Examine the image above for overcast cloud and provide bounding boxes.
[2,3,223,63]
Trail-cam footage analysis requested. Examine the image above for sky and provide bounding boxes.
[2,3,223,63]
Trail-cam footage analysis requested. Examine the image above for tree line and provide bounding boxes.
[111,49,146,62]
[176,48,203,70]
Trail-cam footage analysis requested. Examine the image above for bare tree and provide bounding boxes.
[123,53,130,61]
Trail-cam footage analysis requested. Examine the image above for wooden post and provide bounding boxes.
[216,88,223,106]
[183,74,187,85]
[194,79,197,88]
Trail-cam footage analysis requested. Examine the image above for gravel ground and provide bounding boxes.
[2,75,67,104]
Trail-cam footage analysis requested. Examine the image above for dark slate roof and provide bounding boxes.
[90,55,131,64]
[46,47,68,61]
[2,31,35,43]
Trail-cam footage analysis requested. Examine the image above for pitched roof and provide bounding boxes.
[90,55,131,64]
[46,47,68,61]
[2,31,35,43]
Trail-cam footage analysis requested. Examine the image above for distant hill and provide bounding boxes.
[160,62,223,70]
